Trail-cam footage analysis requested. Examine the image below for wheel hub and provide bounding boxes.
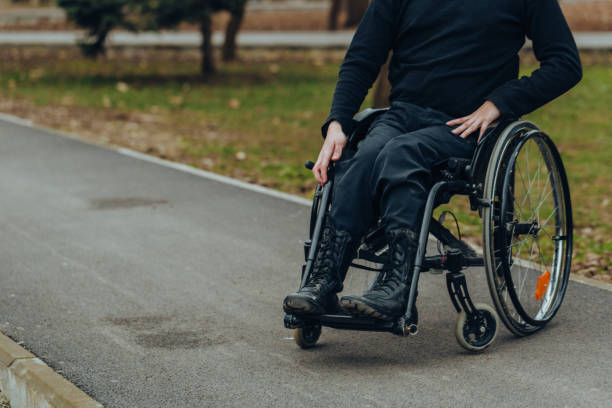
[507,219,540,238]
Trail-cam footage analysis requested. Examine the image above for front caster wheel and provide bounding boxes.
[294,325,321,349]
[455,303,499,352]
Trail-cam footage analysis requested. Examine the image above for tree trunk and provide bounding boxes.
[344,0,369,28]
[372,52,392,108]
[328,0,342,31]
[200,12,215,74]
[222,8,244,61]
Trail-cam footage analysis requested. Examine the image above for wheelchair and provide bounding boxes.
[284,107,573,352]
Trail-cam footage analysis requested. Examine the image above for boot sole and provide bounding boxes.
[283,296,326,315]
[340,297,398,321]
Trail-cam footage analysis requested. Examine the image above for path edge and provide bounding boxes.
[1,111,610,293]
[0,331,102,408]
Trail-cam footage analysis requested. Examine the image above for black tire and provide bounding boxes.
[294,325,321,349]
[482,121,573,336]
[455,303,499,352]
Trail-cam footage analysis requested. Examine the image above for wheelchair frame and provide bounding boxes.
[284,108,573,351]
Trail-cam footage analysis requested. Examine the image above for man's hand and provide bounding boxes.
[313,120,347,186]
[446,101,501,142]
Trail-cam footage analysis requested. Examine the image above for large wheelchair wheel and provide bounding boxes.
[482,121,573,336]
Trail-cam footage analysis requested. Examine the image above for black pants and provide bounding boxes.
[328,101,479,238]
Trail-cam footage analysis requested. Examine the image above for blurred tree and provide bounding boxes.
[57,0,247,74]
[328,0,341,30]
[56,0,142,57]
[142,0,247,73]
[344,0,369,27]
[328,0,369,30]
[221,4,245,62]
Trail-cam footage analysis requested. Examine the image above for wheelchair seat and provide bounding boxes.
[348,106,517,186]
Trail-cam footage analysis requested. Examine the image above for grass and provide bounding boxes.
[0,48,609,278]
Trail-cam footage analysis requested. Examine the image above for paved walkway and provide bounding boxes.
[0,117,611,407]
[0,30,611,50]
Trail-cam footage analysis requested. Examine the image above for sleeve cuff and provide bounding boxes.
[486,94,518,121]
[321,115,355,140]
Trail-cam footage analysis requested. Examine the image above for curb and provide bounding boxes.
[0,332,102,408]
[569,273,612,292]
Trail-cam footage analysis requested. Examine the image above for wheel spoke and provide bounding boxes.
[517,238,535,300]
[534,187,554,222]
[516,165,533,215]
[539,206,559,230]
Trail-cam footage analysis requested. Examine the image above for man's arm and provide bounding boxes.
[485,0,582,119]
[320,0,398,139]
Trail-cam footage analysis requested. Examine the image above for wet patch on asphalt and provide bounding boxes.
[89,197,168,210]
[104,315,227,350]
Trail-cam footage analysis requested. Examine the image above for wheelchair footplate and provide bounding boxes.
[284,312,418,337]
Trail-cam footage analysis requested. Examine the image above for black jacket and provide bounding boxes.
[322,0,582,138]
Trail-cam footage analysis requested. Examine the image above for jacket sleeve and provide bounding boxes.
[486,0,582,119]
[321,0,397,139]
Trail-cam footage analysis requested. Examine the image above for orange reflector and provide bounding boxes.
[534,271,551,301]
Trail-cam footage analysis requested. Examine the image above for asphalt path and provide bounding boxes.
[1,30,611,50]
[0,118,610,407]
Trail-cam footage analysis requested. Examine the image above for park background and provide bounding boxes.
[0,0,609,282]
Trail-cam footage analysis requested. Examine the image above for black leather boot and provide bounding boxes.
[283,220,356,315]
[340,228,418,321]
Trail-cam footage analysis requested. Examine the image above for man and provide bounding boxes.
[283,0,581,320]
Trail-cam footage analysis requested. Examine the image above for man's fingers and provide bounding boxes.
[446,116,469,126]
[460,120,481,138]
[331,143,343,161]
[478,121,491,142]
[319,155,330,184]
[451,118,473,135]
[449,102,501,140]
[312,162,322,185]
[313,140,337,186]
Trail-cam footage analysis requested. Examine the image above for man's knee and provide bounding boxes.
[375,132,430,169]
[353,124,403,164]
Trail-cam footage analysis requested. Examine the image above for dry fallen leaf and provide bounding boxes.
[102,95,112,108]
[29,68,44,81]
[169,95,184,106]
[61,95,74,106]
[116,82,129,93]
[228,98,241,109]
[201,158,214,168]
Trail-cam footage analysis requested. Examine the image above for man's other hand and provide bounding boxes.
[446,101,501,142]
[314,120,347,186]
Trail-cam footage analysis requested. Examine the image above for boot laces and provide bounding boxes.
[306,227,347,288]
[370,241,405,295]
